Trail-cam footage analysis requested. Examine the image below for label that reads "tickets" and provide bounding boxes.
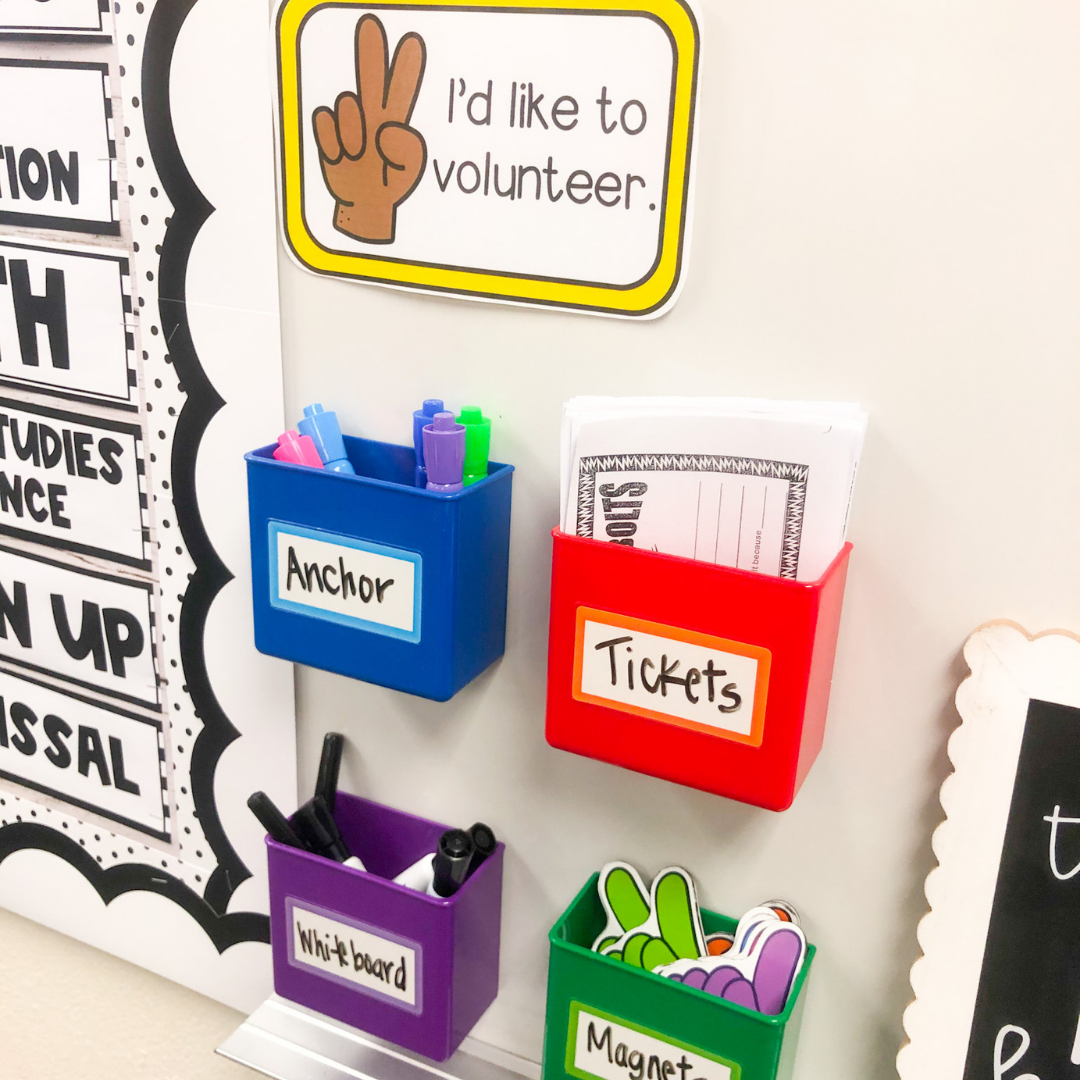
[573,608,770,746]
[566,1004,739,1080]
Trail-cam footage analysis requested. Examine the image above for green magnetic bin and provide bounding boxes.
[542,875,814,1080]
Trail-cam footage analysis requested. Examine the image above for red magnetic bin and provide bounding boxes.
[544,530,852,811]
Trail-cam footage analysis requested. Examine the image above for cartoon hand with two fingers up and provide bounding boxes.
[312,14,427,244]
[592,863,708,970]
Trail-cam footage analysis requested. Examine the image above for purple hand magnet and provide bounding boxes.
[720,976,759,1011]
[749,926,805,1015]
[702,965,742,997]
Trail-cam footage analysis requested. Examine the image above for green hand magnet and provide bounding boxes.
[600,866,707,969]
[592,861,651,953]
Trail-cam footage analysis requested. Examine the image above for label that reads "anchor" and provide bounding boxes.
[572,607,770,746]
[269,522,421,641]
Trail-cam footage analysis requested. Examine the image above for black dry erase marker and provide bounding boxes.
[432,828,474,897]
[294,794,365,870]
[466,822,497,877]
[315,731,344,812]
[247,791,307,851]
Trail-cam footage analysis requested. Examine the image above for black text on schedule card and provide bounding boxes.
[0,398,147,567]
[0,241,135,407]
[0,545,158,708]
[0,60,118,235]
[0,397,149,565]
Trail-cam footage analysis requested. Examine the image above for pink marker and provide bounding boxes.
[273,430,324,468]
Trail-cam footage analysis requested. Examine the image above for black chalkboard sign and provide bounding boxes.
[964,697,1080,1079]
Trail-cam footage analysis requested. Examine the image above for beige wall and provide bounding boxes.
[0,908,248,1079]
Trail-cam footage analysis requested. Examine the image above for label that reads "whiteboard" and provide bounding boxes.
[573,608,770,746]
[566,1004,739,1080]
[270,521,421,642]
[287,899,422,1013]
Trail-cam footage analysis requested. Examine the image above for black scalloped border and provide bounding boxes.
[0,0,269,949]
[0,823,266,950]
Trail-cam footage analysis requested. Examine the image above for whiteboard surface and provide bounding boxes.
[274,1,1080,1078]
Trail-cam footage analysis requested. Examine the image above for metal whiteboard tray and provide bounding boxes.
[218,995,539,1080]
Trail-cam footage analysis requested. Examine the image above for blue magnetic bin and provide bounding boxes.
[246,436,513,700]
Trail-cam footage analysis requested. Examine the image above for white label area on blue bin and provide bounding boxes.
[287,898,422,1013]
[269,522,421,642]
[567,1003,738,1080]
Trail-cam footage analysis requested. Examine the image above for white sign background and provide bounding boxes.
[0,399,145,566]
[0,546,157,707]
[297,8,674,286]
[0,0,105,32]
[0,669,166,838]
[0,61,115,233]
[0,241,133,405]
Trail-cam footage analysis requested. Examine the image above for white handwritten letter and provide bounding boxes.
[994,1023,1039,1080]
[1043,805,1080,880]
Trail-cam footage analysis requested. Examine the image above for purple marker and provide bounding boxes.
[423,412,465,493]
[413,398,444,487]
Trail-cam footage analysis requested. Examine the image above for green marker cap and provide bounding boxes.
[457,406,491,485]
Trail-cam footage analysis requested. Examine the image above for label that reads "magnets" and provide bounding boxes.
[566,1003,739,1080]
[572,607,770,746]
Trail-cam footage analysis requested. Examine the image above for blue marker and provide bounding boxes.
[413,398,444,487]
[298,403,354,474]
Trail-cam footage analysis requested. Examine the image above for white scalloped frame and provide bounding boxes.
[898,621,1080,1079]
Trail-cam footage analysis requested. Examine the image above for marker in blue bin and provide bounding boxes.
[423,412,465,492]
[457,407,491,486]
[298,403,355,474]
[274,430,324,468]
[413,398,444,487]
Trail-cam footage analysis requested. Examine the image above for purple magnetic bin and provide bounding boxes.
[267,793,504,1061]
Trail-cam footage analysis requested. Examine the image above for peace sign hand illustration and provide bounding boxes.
[593,863,708,971]
[312,14,427,244]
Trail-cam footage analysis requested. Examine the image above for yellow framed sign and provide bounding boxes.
[274,0,700,317]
